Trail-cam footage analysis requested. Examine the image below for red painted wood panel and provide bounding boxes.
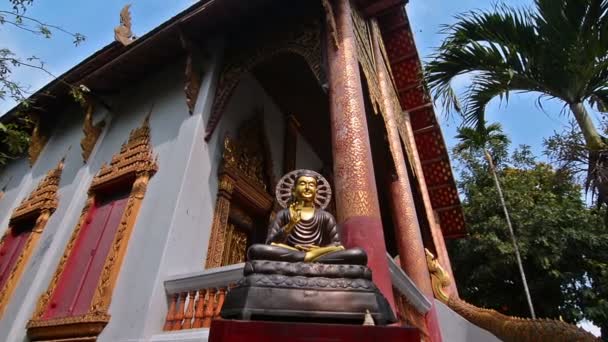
[44,194,128,319]
[0,228,31,290]
[209,320,421,342]
[72,197,128,315]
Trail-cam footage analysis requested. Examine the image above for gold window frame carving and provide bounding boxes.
[204,116,275,269]
[0,158,64,318]
[27,115,158,342]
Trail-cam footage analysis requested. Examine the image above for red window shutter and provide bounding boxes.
[71,197,128,315]
[44,194,129,319]
[0,228,32,291]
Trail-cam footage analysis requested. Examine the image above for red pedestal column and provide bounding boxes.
[326,0,395,311]
[371,20,443,341]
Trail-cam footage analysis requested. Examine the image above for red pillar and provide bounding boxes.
[370,21,443,341]
[326,0,395,311]
[401,114,459,297]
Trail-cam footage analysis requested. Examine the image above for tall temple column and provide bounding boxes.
[371,21,443,341]
[402,114,459,297]
[325,0,395,310]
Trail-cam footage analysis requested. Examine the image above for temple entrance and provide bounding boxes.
[204,8,334,269]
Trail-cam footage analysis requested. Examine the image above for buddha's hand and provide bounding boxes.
[285,203,302,235]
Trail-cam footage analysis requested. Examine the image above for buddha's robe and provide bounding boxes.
[248,208,367,265]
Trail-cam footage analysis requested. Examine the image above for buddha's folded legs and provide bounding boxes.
[248,244,367,265]
[313,247,367,265]
[247,244,306,262]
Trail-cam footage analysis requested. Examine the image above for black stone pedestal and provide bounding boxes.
[220,260,396,325]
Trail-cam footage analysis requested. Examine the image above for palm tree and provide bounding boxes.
[426,0,608,205]
[455,122,536,318]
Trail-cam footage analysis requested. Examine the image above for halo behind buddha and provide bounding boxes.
[275,169,332,209]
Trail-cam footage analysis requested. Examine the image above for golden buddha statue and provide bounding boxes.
[248,169,367,265]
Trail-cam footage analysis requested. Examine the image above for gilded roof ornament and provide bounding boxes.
[114,4,136,46]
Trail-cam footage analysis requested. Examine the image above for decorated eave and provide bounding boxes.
[356,0,466,238]
[2,0,465,238]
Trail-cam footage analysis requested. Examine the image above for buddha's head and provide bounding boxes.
[291,170,318,205]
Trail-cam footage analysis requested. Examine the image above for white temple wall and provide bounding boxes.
[0,105,107,342]
[0,56,202,341]
[95,59,205,341]
[138,62,295,340]
[0,39,327,341]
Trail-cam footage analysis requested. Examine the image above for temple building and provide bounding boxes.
[0,1,597,341]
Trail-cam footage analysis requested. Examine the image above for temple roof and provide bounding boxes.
[3,0,465,238]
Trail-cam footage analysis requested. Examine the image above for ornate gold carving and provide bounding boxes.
[321,0,339,49]
[205,21,324,141]
[91,114,157,190]
[27,312,110,341]
[352,6,383,116]
[80,100,105,163]
[12,158,63,222]
[425,249,598,342]
[221,224,247,266]
[28,117,49,167]
[28,115,157,340]
[204,174,234,269]
[0,159,64,317]
[180,32,204,114]
[425,249,450,303]
[114,4,136,46]
[205,118,275,268]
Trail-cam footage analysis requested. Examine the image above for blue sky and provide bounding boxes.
[0,0,587,156]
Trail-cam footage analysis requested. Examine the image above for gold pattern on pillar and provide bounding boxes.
[321,0,339,49]
[205,117,274,268]
[28,117,49,167]
[27,115,157,342]
[80,99,105,163]
[0,158,64,317]
[352,5,384,116]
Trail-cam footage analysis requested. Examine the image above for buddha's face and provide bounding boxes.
[293,175,317,204]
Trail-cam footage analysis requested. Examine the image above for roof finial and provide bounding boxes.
[114,4,136,46]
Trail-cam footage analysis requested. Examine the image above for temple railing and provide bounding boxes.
[160,256,434,333]
[162,263,243,331]
[387,254,433,338]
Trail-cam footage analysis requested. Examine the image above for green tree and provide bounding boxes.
[454,122,536,318]
[450,140,608,337]
[426,0,608,206]
[0,0,84,165]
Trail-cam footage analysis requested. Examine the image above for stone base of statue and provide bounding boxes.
[220,260,396,325]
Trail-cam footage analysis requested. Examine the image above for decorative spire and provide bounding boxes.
[90,114,157,189]
[11,157,64,221]
[28,117,49,167]
[114,4,136,46]
[80,99,105,163]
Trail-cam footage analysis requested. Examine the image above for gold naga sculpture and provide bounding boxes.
[425,249,599,342]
